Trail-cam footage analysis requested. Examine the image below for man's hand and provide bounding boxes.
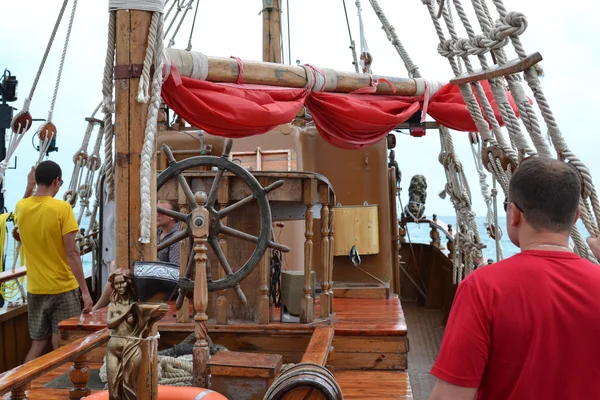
[12,226,20,242]
[587,236,600,260]
[81,291,94,313]
[26,166,36,187]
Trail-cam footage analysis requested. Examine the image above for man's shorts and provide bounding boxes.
[27,289,82,340]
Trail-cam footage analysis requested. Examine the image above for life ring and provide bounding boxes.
[82,386,228,400]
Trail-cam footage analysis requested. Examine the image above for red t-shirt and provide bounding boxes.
[431,250,600,399]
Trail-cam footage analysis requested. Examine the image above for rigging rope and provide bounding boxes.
[140,10,165,243]
[102,12,116,201]
[354,0,372,73]
[341,0,360,73]
[422,0,600,262]
[367,0,421,79]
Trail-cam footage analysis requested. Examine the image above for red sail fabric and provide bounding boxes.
[305,81,523,149]
[305,92,422,149]
[161,67,523,149]
[426,80,522,133]
[161,67,308,137]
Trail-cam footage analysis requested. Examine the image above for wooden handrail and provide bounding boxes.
[0,328,110,395]
[301,326,335,366]
[0,267,27,285]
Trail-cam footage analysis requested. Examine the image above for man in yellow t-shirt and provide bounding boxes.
[14,161,94,362]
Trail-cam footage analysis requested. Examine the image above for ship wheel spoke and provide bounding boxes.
[208,236,247,305]
[205,168,224,208]
[219,225,290,253]
[162,144,198,210]
[157,229,190,252]
[157,206,188,223]
[218,180,285,219]
[175,239,196,310]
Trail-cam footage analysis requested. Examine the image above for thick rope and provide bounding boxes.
[139,13,165,244]
[102,12,116,201]
[367,0,421,79]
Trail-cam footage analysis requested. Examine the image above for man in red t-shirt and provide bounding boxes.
[430,157,600,400]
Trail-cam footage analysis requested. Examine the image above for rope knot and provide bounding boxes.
[499,12,528,37]
[453,38,472,57]
[437,39,454,58]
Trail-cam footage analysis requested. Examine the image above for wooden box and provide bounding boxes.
[333,205,379,256]
[229,148,297,171]
[208,351,283,400]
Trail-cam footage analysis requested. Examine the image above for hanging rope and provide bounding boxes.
[166,0,193,48]
[140,10,165,244]
[341,0,360,73]
[367,0,421,79]
[185,0,200,51]
[354,0,373,73]
[102,12,116,201]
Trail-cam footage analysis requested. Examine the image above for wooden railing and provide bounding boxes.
[301,326,335,367]
[0,328,110,400]
[0,267,27,286]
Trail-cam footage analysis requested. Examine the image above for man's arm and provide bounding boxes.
[430,379,477,400]
[63,232,93,312]
[23,166,36,198]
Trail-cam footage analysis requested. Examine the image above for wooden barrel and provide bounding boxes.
[263,363,343,400]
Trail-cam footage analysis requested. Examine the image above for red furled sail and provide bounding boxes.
[161,67,523,149]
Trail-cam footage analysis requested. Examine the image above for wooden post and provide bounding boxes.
[301,179,317,323]
[262,0,282,64]
[328,206,335,315]
[68,354,90,399]
[191,193,210,387]
[258,177,271,324]
[114,9,156,268]
[319,185,330,319]
[177,185,190,323]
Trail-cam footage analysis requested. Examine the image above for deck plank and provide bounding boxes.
[336,370,413,399]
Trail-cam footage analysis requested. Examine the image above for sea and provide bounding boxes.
[0,215,591,300]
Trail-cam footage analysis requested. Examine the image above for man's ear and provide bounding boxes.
[510,204,521,227]
[574,206,581,224]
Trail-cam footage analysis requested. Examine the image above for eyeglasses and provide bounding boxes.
[504,197,522,213]
[58,178,63,187]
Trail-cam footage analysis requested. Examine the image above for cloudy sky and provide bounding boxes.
[1,0,598,218]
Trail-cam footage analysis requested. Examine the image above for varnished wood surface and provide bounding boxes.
[59,297,407,337]
[0,306,31,374]
[336,371,413,399]
[0,329,109,395]
[301,326,334,366]
[10,367,412,400]
[0,267,26,285]
[1,361,103,400]
[208,351,282,379]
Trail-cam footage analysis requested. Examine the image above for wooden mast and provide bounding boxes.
[263,0,282,64]
[114,11,157,269]
[113,8,158,400]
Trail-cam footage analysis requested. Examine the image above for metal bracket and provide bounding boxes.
[113,63,144,79]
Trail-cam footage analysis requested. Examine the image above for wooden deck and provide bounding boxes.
[2,296,413,398]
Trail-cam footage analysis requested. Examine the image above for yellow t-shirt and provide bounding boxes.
[14,196,80,295]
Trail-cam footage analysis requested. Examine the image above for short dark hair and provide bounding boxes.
[158,200,180,213]
[35,160,62,187]
[509,157,581,232]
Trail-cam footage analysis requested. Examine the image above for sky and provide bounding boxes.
[0,0,599,219]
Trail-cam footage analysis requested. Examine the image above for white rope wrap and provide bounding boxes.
[139,13,165,243]
[108,0,165,12]
[301,65,327,92]
[190,51,209,81]
[367,0,421,78]
[102,12,116,201]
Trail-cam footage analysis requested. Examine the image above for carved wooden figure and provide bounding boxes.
[105,269,169,400]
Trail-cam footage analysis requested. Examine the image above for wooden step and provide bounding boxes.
[450,52,542,86]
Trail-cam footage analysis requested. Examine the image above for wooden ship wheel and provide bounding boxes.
[156,138,290,309]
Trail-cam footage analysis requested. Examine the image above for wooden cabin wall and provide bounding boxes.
[0,305,31,373]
